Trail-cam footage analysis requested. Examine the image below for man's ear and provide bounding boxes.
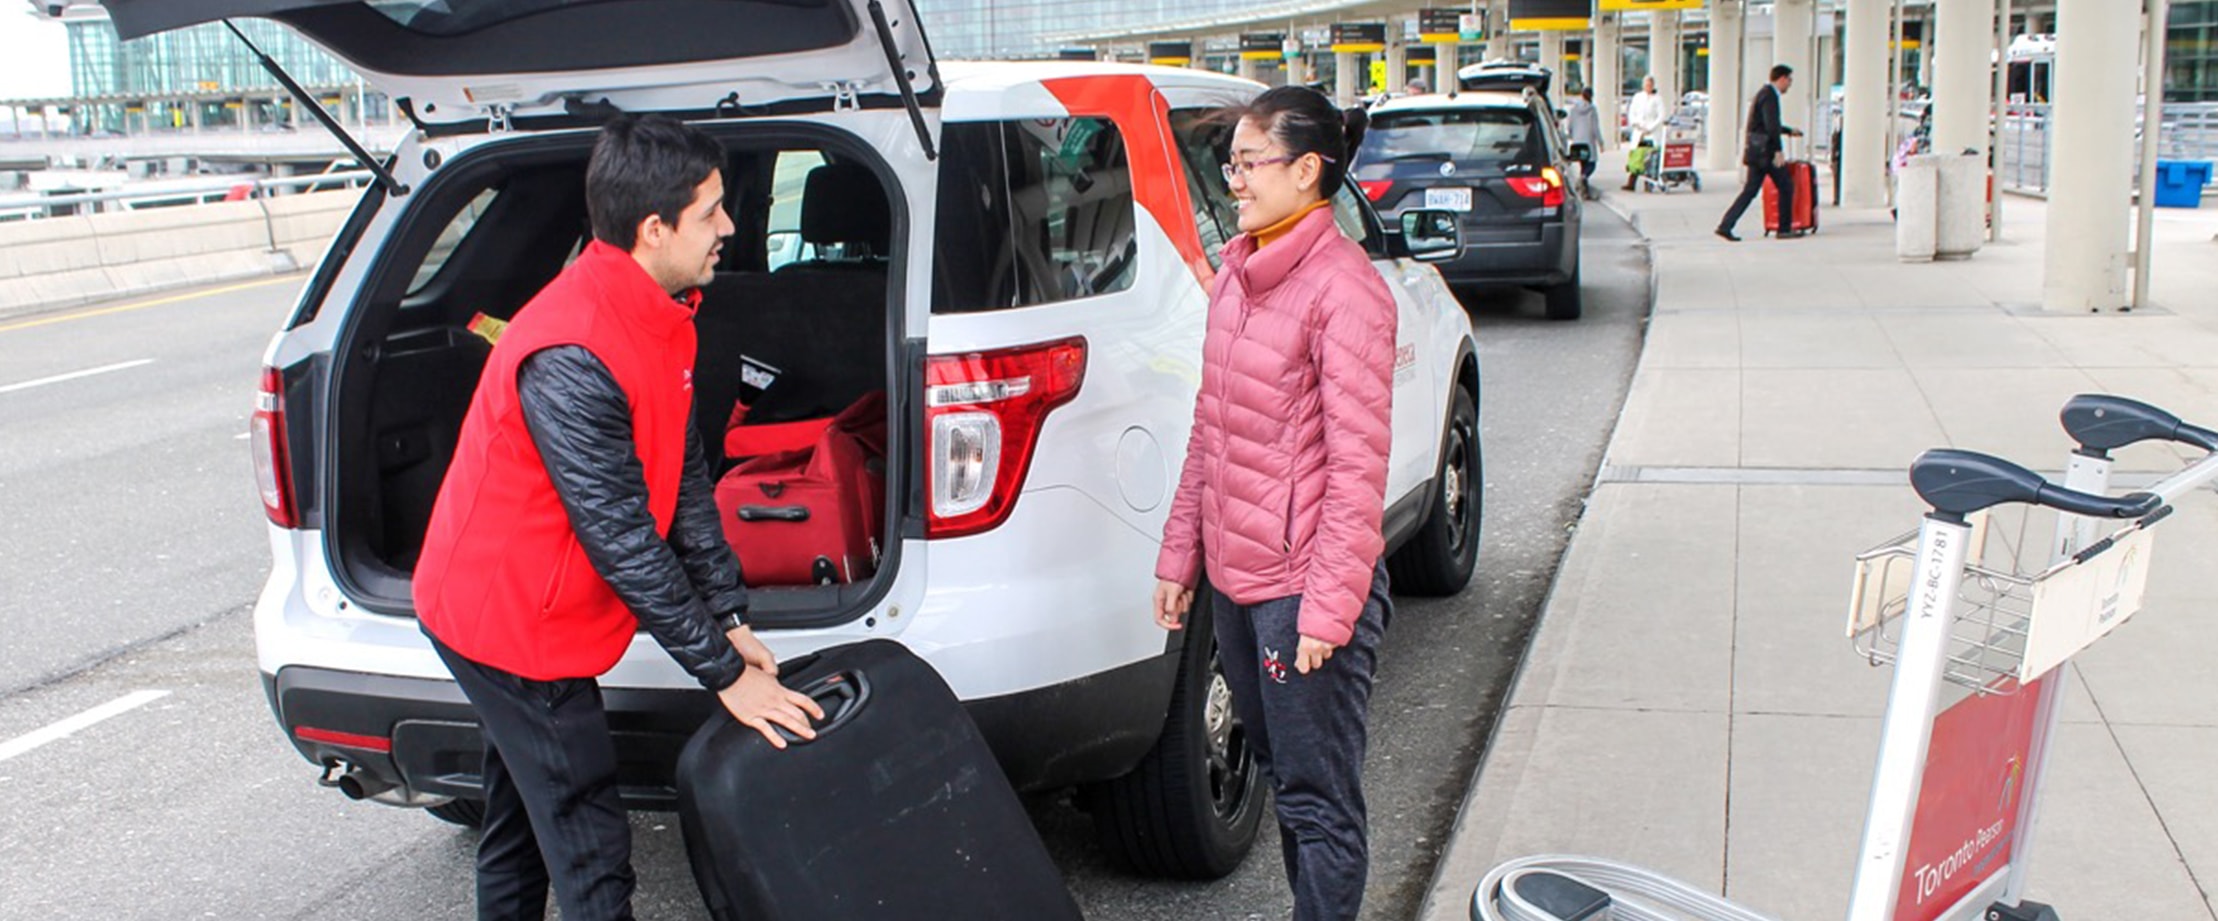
[634,213,667,250]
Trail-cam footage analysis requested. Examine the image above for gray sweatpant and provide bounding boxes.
[1211,559,1391,921]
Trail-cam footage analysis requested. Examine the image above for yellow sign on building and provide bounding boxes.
[1598,0,1704,10]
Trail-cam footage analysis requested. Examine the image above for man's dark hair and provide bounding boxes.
[1230,85,1368,193]
[585,114,725,250]
[1770,64,1794,82]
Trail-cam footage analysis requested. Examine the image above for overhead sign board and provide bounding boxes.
[1508,0,1591,31]
[1598,0,1705,10]
[1241,32,1285,61]
[1418,8,1464,43]
[1330,22,1387,54]
[1148,40,1192,66]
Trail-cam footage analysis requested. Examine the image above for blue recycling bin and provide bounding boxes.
[2154,160,2212,209]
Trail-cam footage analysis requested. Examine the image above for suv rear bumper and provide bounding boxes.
[1438,218,1575,287]
[263,648,1178,809]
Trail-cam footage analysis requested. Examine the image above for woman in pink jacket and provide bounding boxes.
[1153,85,1397,921]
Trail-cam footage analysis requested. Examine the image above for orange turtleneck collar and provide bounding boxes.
[1253,199,1332,249]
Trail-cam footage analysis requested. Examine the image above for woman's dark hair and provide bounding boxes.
[1232,85,1369,194]
[585,113,725,250]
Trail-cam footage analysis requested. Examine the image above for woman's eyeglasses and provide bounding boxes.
[1220,152,1335,183]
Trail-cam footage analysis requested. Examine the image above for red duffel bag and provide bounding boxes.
[714,392,886,586]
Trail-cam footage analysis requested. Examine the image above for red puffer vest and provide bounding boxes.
[1155,205,1397,647]
[414,240,700,680]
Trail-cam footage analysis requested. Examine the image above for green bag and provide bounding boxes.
[1625,145,1651,175]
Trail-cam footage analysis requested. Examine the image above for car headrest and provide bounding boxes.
[800,162,890,252]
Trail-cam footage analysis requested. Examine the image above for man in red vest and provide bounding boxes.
[413,114,822,921]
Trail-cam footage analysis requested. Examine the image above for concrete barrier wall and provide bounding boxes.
[0,188,358,318]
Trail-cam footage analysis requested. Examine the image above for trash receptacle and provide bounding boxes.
[1935,153,1985,260]
[1896,154,1940,263]
[2154,160,2212,209]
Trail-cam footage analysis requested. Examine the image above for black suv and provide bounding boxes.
[1354,83,1591,319]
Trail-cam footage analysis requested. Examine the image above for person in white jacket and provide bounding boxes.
[1621,75,1670,190]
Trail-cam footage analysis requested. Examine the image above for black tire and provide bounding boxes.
[427,798,485,828]
[1388,385,1481,596]
[1542,262,1582,321]
[1083,598,1263,879]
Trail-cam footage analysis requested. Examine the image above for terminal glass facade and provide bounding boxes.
[61,18,386,135]
[923,0,1261,60]
[2174,1,2218,103]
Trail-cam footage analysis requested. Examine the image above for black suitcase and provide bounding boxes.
[675,640,1083,921]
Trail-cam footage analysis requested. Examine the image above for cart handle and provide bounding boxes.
[2060,393,2218,454]
[1910,448,2164,520]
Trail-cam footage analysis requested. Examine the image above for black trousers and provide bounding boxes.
[429,631,636,921]
[1720,159,1794,235]
[1211,560,1392,921]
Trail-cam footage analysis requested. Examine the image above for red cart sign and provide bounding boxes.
[1892,675,2048,921]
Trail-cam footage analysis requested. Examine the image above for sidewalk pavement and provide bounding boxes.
[1417,161,2218,921]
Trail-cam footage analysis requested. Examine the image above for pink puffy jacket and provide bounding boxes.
[1155,205,1397,646]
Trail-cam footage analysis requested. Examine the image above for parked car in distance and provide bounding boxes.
[1353,88,1589,319]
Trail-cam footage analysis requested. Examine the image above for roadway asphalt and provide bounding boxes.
[0,204,1649,920]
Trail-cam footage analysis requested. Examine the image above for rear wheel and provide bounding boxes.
[1083,596,1262,878]
[1542,262,1583,321]
[1389,386,1482,595]
[427,798,485,828]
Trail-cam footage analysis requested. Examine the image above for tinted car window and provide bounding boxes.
[1169,109,1241,269]
[1360,108,1543,167]
[932,117,1137,313]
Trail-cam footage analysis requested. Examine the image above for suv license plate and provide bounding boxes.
[1424,187,1472,212]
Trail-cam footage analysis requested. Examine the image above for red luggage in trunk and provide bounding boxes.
[1762,160,1819,235]
[715,392,886,587]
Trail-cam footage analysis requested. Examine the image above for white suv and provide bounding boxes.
[116,0,1482,878]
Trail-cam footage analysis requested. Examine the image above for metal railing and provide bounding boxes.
[0,169,372,255]
[1997,102,2218,195]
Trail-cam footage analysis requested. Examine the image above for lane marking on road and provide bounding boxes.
[0,358,156,396]
[0,690,171,764]
[0,275,296,334]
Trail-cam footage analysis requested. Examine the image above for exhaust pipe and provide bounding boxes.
[335,767,395,801]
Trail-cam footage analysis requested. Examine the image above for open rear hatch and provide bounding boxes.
[99,0,940,134]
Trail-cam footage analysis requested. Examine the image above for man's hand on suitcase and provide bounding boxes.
[1154,580,1194,630]
[724,624,779,676]
[719,668,826,750]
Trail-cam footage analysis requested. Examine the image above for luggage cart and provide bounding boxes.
[1473,394,2218,921]
[1637,118,1703,193]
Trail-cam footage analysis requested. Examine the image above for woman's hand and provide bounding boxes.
[1295,635,1339,674]
[1154,580,1195,630]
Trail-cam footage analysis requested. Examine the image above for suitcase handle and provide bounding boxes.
[775,670,871,744]
[737,504,810,522]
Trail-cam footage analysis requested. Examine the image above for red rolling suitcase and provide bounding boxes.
[714,392,885,586]
[1762,159,1819,235]
[675,639,1084,921]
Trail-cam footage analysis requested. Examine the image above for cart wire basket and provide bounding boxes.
[1844,502,2163,697]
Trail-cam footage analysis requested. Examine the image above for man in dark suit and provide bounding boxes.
[1717,64,1807,241]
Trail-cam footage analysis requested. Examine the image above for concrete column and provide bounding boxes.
[1484,0,1510,61]
[1652,11,1681,105]
[1774,0,1814,135]
[1841,0,1890,206]
[1436,41,1457,95]
[1932,0,1995,156]
[1705,0,1746,170]
[2042,0,2138,311]
[1238,55,1260,82]
[1387,41,1408,93]
[1336,50,1359,105]
[1539,31,1565,104]
[1595,13,1623,150]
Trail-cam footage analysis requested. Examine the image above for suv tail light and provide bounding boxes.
[924,337,1086,539]
[1359,179,1394,202]
[251,366,299,529]
[1505,167,1566,208]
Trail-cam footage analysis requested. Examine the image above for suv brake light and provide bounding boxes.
[1358,180,1394,202]
[251,366,299,528]
[1505,168,1566,208]
[925,338,1086,538]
